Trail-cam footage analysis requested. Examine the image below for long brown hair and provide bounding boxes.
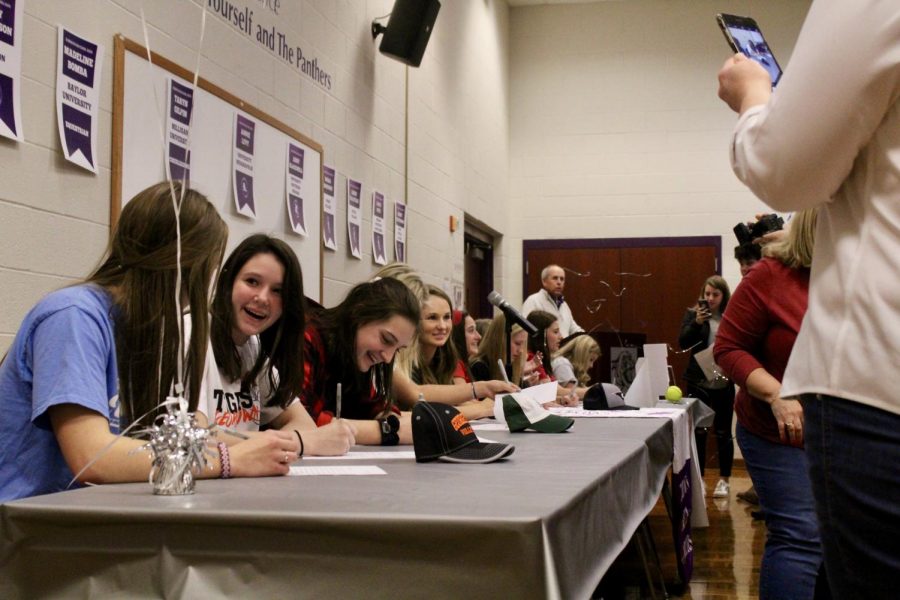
[87,182,227,426]
[211,234,305,409]
[315,278,421,415]
[471,313,524,383]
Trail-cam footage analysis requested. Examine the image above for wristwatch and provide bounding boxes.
[379,414,400,446]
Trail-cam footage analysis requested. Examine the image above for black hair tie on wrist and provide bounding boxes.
[294,430,305,458]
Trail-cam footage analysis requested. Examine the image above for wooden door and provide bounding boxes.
[523,237,720,389]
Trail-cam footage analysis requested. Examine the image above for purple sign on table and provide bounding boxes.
[671,458,695,582]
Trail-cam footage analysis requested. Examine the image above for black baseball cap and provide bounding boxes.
[583,383,638,411]
[412,401,514,463]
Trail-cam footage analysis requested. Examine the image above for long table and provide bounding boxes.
[0,417,674,599]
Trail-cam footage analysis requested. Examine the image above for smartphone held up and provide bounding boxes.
[716,13,783,86]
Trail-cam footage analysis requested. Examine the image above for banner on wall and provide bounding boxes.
[0,0,24,141]
[285,142,307,236]
[322,165,337,251]
[372,191,387,265]
[347,177,362,259]
[166,78,193,183]
[394,201,407,263]
[56,27,103,172]
[232,113,256,218]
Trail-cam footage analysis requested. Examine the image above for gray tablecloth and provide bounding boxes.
[0,418,673,599]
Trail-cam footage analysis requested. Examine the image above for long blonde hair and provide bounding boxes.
[764,208,818,269]
[471,313,524,383]
[554,335,600,387]
[410,285,459,385]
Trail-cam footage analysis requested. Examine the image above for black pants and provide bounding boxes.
[688,382,735,478]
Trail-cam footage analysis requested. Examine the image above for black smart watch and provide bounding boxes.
[379,414,400,446]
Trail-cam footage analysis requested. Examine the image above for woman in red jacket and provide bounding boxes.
[715,209,827,600]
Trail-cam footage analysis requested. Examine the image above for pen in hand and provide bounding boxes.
[497,359,511,384]
[336,382,342,420]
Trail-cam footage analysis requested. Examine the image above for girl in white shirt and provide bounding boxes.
[203,234,355,455]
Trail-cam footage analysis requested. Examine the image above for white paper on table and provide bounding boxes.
[470,423,508,431]
[302,451,416,461]
[643,343,669,397]
[548,407,677,418]
[520,381,558,405]
[624,359,655,408]
[288,465,387,476]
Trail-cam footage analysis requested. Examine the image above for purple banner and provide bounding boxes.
[61,104,93,168]
[0,73,15,135]
[374,193,384,218]
[288,144,304,179]
[169,80,193,125]
[288,195,304,230]
[0,0,16,46]
[671,458,695,582]
[235,171,254,212]
[323,165,335,195]
[235,114,255,153]
[323,213,335,247]
[348,180,361,205]
[61,30,98,88]
[168,143,190,182]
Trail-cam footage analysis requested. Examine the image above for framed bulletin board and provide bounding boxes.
[111,36,323,301]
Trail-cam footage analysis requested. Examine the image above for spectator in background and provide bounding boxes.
[522,265,584,337]
[715,209,828,599]
[718,3,900,595]
[679,275,735,498]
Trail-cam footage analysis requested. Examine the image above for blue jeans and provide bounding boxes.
[802,395,900,600]
[736,422,823,600]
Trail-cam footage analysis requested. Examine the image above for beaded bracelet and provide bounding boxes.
[217,442,231,479]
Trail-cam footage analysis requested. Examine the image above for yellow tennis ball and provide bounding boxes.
[665,385,683,403]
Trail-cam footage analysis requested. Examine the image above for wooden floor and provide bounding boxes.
[595,469,766,599]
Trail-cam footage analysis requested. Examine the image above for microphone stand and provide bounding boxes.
[504,316,513,382]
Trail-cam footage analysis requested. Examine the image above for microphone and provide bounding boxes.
[487,291,538,335]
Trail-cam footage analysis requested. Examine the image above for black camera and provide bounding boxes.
[734,213,784,246]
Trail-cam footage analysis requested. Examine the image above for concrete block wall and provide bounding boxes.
[507,0,811,304]
[0,0,512,352]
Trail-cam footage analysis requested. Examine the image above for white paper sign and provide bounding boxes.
[288,465,386,476]
[347,177,362,259]
[232,112,256,218]
[624,359,655,408]
[372,191,387,265]
[56,27,103,172]
[643,343,670,398]
[285,142,307,236]
[0,0,24,141]
[322,165,337,251]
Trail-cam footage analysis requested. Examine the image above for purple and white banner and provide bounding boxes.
[285,142,307,236]
[0,0,24,142]
[322,165,337,251]
[56,27,103,172]
[372,191,387,265]
[232,113,256,218]
[394,201,407,263]
[346,177,362,259]
[166,78,193,183]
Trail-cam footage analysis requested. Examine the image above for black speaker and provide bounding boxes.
[376,0,441,67]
